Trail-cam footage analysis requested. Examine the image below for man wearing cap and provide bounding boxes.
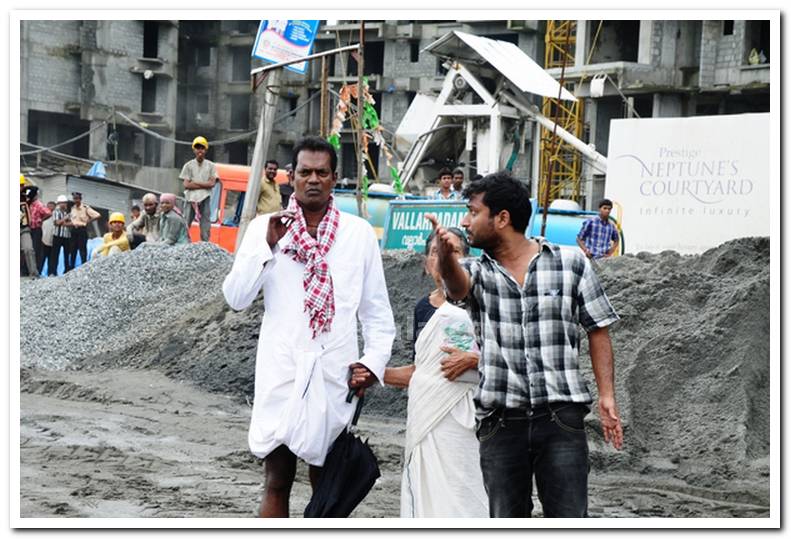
[180,136,217,242]
[95,213,131,257]
[50,195,73,274]
[20,176,38,278]
[23,185,52,275]
[69,192,100,268]
[40,201,56,275]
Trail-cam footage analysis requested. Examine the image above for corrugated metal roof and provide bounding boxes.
[424,30,577,102]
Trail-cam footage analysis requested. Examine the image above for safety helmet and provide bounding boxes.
[56,195,68,203]
[20,174,26,185]
[109,212,126,224]
[192,136,209,149]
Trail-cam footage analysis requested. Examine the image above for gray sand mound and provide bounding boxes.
[20,242,232,371]
[20,237,769,489]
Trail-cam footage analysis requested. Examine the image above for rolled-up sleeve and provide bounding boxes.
[356,227,396,385]
[222,214,279,311]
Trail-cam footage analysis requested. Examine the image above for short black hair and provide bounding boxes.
[598,198,613,208]
[291,136,337,172]
[438,167,452,179]
[472,174,483,181]
[452,168,464,176]
[131,204,140,211]
[425,227,470,256]
[462,172,532,233]
[265,159,279,168]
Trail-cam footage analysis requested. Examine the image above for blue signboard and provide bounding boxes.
[252,20,320,75]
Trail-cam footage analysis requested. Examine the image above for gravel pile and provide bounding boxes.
[20,236,770,488]
[20,242,232,371]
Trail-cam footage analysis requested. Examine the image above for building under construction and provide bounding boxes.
[19,19,769,209]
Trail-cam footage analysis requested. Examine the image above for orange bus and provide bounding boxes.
[187,163,289,252]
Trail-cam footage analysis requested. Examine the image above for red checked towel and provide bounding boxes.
[282,194,340,339]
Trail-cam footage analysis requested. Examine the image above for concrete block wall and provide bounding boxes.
[92,21,144,113]
[22,21,82,113]
[383,38,437,78]
[699,21,719,88]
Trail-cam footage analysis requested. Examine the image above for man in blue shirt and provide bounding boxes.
[577,198,619,259]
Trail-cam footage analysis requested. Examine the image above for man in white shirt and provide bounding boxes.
[222,136,396,518]
[180,136,217,242]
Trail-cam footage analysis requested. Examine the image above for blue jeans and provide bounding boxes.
[477,403,590,518]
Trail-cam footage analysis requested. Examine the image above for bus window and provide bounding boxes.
[223,190,244,227]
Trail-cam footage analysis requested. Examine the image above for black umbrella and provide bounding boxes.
[304,394,380,518]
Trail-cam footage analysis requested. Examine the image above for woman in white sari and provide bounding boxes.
[384,228,488,518]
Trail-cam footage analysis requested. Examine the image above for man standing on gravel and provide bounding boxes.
[223,136,395,518]
[180,136,216,242]
[429,172,623,518]
[577,198,620,260]
[69,192,100,269]
[50,195,73,274]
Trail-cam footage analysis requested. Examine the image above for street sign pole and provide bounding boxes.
[236,68,281,251]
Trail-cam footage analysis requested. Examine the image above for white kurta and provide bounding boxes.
[222,211,396,466]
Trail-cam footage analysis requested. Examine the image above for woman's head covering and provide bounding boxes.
[159,193,182,216]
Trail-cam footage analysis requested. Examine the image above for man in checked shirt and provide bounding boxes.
[427,172,623,518]
[577,198,620,260]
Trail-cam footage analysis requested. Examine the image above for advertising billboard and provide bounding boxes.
[606,113,770,254]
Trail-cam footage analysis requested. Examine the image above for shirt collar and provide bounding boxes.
[479,236,557,264]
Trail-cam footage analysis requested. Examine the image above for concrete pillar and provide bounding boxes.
[19,22,31,143]
[88,120,108,161]
[638,20,654,64]
[583,98,598,206]
[652,94,683,118]
[161,23,179,168]
[575,20,588,67]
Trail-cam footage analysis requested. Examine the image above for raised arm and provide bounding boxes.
[425,214,470,302]
[222,212,292,311]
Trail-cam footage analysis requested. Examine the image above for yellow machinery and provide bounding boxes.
[540,20,584,205]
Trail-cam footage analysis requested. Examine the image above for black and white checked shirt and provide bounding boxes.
[455,238,619,418]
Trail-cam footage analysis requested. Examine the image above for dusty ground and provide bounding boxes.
[20,367,769,519]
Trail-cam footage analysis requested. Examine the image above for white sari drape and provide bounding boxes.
[400,301,489,518]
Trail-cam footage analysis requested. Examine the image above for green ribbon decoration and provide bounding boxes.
[362,103,379,130]
[327,133,341,151]
[390,166,404,196]
[361,174,369,199]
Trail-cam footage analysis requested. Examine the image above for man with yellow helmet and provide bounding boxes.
[95,212,131,257]
[179,135,217,242]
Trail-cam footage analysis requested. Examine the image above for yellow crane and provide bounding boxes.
[540,20,584,205]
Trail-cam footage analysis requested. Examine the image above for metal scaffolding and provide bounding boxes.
[540,20,584,204]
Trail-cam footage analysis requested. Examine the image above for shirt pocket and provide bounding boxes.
[330,261,364,310]
[532,289,569,322]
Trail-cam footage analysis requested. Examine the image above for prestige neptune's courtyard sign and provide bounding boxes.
[605,113,770,254]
